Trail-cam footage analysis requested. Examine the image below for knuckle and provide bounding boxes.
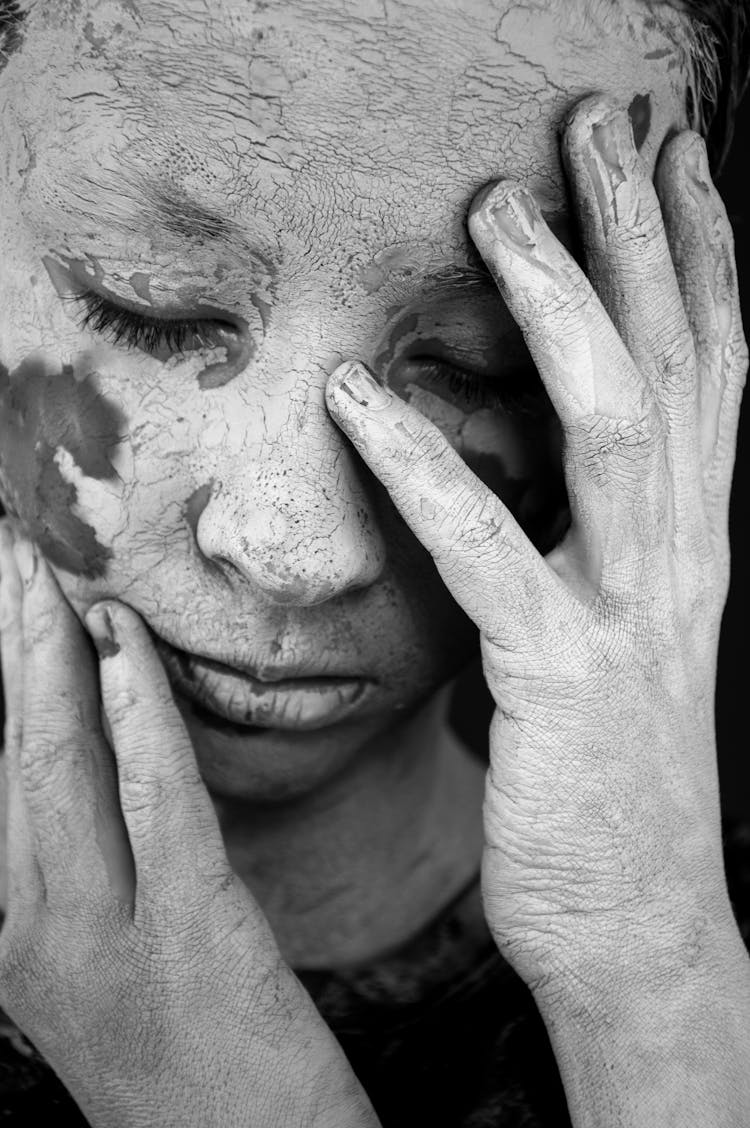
[624,197,665,244]
[567,408,664,486]
[656,338,698,408]
[443,481,495,529]
[408,421,452,472]
[117,760,171,819]
[18,732,64,789]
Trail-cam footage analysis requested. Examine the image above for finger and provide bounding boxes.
[13,534,134,912]
[655,131,749,545]
[467,179,668,592]
[0,523,42,914]
[85,601,231,911]
[326,361,574,651]
[562,99,701,546]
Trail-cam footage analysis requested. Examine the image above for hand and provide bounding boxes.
[325,94,749,991]
[0,525,378,1128]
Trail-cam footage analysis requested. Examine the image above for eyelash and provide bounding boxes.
[64,291,233,357]
[64,293,548,418]
[411,360,551,419]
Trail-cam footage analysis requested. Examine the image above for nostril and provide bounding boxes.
[213,553,241,576]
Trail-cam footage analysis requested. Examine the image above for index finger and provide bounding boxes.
[326,361,572,654]
[85,601,233,913]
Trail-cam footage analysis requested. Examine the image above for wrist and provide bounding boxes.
[525,882,745,1008]
[528,909,750,1128]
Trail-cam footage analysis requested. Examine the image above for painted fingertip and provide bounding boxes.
[327,361,392,410]
[86,603,121,660]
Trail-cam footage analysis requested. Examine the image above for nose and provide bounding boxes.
[190,402,388,606]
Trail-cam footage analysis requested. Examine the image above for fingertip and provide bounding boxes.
[467,178,522,237]
[560,92,623,144]
[85,602,121,660]
[657,129,710,186]
[326,360,392,415]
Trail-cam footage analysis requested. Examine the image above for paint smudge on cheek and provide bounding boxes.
[0,355,126,577]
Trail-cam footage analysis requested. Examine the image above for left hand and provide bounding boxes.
[0,523,379,1128]
[325,94,749,992]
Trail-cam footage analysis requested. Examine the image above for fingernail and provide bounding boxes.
[684,134,711,190]
[589,109,636,217]
[86,603,121,659]
[336,362,392,410]
[13,538,37,589]
[490,188,542,249]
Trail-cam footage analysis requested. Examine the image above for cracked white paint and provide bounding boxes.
[0,0,698,961]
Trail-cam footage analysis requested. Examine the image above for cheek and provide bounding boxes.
[0,352,127,578]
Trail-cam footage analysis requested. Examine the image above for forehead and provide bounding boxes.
[4,0,689,266]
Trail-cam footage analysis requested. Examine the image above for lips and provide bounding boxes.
[153,636,375,732]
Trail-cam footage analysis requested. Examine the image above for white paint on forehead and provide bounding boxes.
[8,0,690,181]
[1,0,692,312]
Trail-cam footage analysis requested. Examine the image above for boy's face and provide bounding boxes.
[0,0,691,799]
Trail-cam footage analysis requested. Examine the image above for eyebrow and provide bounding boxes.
[145,183,240,245]
[98,165,279,270]
[382,210,576,291]
[85,165,575,291]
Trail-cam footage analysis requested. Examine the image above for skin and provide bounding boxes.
[0,0,699,967]
[1,1,750,1125]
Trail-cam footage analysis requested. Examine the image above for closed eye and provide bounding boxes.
[63,290,239,360]
[398,356,553,419]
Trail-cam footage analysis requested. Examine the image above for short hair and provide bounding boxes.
[680,0,750,175]
[0,1,24,70]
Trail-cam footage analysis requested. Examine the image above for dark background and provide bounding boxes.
[714,95,750,819]
[451,95,750,820]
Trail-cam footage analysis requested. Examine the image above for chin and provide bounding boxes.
[175,690,425,804]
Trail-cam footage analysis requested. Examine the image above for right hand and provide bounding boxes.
[0,520,379,1128]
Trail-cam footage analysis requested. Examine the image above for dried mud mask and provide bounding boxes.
[375,295,569,555]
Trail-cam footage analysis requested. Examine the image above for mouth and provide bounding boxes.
[153,636,376,733]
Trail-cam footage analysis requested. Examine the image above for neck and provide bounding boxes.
[210,685,487,969]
